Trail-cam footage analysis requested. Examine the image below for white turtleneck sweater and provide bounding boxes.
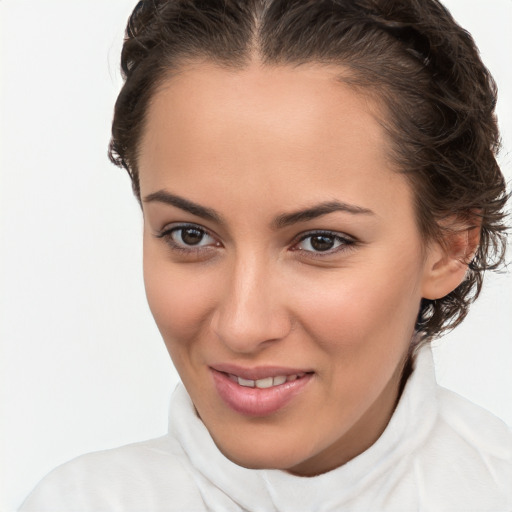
[20,346,512,511]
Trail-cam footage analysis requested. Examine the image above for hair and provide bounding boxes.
[109,0,508,344]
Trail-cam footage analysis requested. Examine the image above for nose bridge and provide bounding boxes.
[212,249,290,353]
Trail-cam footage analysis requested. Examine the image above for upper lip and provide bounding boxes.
[210,363,313,381]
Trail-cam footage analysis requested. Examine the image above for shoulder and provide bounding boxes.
[435,385,512,460]
[414,385,512,509]
[19,435,206,512]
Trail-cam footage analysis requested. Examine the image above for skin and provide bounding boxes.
[138,62,469,477]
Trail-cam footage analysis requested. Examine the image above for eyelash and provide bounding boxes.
[155,224,219,255]
[155,224,356,257]
[292,230,356,257]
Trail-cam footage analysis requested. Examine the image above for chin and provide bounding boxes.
[214,436,308,472]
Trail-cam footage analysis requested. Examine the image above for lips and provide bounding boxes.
[228,372,307,388]
[210,364,314,416]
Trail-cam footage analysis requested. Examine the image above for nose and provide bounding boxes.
[210,253,292,354]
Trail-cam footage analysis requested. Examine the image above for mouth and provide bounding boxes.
[210,365,314,417]
[226,372,309,389]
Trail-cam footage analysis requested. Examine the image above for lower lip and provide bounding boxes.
[211,370,313,417]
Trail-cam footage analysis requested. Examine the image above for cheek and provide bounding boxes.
[288,257,424,422]
[142,245,216,354]
[294,253,424,356]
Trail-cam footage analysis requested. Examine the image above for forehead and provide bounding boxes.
[141,61,387,162]
[138,62,413,219]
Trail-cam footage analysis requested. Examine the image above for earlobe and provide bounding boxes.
[421,222,480,300]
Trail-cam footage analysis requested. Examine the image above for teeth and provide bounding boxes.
[235,374,302,388]
[273,375,287,386]
[237,377,255,387]
[255,377,274,389]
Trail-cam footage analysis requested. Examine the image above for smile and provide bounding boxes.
[210,366,314,416]
[227,373,307,388]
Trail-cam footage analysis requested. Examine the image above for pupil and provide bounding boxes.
[311,235,334,251]
[181,228,203,245]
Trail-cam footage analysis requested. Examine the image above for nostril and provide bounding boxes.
[210,311,291,354]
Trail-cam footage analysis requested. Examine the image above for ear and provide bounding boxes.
[421,218,481,300]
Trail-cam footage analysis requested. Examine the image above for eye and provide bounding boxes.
[293,231,355,254]
[156,224,219,251]
[171,227,213,247]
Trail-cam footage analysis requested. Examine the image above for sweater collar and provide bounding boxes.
[168,344,438,511]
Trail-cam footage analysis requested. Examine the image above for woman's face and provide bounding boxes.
[139,62,438,476]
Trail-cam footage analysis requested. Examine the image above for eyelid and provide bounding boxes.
[156,222,213,237]
[154,224,356,257]
[290,230,357,255]
[155,222,221,251]
[295,229,355,242]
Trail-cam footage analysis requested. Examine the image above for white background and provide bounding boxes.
[1,1,511,510]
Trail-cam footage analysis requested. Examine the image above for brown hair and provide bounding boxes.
[109,0,509,343]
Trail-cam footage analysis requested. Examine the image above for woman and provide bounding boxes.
[20,0,511,510]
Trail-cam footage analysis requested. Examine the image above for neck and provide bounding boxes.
[288,349,413,477]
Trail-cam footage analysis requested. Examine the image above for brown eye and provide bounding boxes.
[310,235,335,251]
[163,225,217,249]
[294,232,354,254]
[179,227,205,245]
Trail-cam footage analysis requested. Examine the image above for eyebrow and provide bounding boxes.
[272,201,375,229]
[143,190,374,228]
[144,190,224,223]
